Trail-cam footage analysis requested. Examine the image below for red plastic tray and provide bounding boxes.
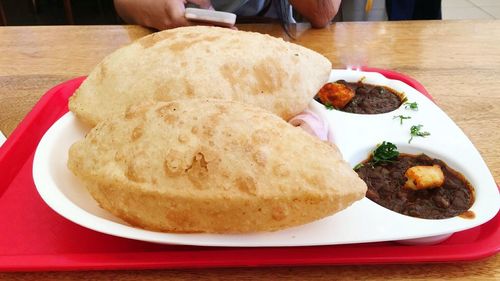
[0,69,498,272]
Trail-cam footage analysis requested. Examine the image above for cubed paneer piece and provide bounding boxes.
[404,164,444,190]
[317,82,355,109]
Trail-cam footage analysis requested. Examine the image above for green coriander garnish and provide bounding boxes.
[371,141,399,166]
[393,115,412,125]
[324,103,334,110]
[353,163,364,170]
[404,101,419,111]
[409,124,431,143]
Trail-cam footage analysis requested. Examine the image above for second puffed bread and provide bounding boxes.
[69,26,332,126]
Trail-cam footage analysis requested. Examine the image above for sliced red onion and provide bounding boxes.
[288,109,330,141]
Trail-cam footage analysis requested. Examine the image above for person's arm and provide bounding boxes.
[289,0,341,28]
[114,0,212,30]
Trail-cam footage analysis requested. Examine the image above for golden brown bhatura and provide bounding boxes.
[69,26,332,126]
[67,100,367,233]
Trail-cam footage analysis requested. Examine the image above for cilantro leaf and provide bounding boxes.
[371,141,399,166]
[404,101,419,111]
[409,124,431,143]
[393,115,411,125]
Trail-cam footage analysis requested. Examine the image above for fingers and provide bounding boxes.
[162,0,192,29]
[160,0,235,30]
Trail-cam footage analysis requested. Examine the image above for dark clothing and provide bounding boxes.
[386,0,442,20]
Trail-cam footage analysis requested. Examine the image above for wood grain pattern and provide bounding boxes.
[0,21,498,280]
[0,255,499,280]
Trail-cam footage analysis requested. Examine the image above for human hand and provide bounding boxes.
[114,0,214,30]
[289,0,341,28]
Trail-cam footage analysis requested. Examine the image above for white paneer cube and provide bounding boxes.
[404,165,445,190]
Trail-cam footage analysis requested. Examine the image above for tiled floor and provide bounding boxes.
[443,0,500,19]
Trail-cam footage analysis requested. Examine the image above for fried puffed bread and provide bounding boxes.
[69,26,332,126]
[67,99,366,233]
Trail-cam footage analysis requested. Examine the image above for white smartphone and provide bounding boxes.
[185,8,237,28]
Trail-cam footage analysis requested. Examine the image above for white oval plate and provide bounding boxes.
[32,69,500,247]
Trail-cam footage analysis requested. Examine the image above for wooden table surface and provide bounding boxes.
[0,20,499,280]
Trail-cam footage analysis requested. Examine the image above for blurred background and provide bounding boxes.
[442,0,499,20]
[0,0,119,26]
[0,0,498,26]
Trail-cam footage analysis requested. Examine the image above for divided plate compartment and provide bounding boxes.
[0,69,499,271]
[312,69,499,244]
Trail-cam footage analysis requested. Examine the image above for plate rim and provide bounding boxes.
[32,69,500,247]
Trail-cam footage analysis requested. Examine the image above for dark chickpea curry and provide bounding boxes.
[355,142,475,219]
[315,80,405,114]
